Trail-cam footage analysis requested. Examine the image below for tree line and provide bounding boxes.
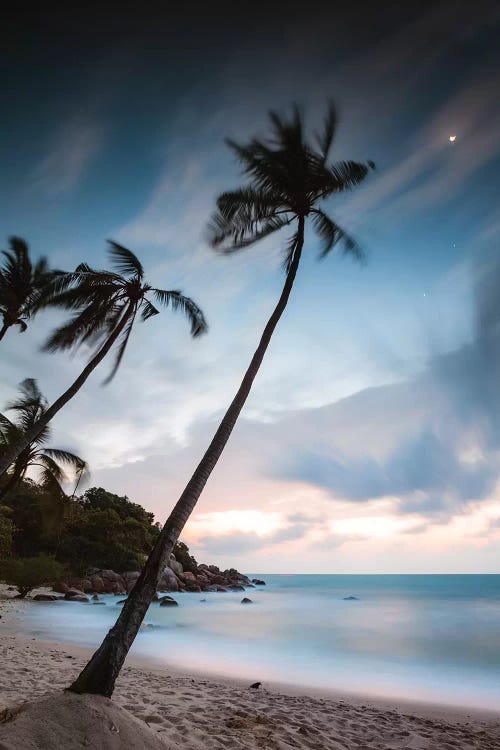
[0,103,374,696]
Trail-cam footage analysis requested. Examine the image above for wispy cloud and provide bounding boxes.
[33,114,104,196]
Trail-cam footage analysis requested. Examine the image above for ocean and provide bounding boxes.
[14,574,500,710]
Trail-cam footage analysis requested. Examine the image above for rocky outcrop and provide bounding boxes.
[50,551,263,598]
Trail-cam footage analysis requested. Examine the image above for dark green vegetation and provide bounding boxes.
[0,481,160,576]
[70,103,373,697]
[0,555,65,597]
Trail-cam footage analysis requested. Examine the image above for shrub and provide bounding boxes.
[173,541,198,572]
[0,509,15,558]
[0,555,65,597]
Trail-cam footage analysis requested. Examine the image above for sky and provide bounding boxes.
[1,1,499,572]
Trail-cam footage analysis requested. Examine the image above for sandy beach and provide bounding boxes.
[1,596,500,750]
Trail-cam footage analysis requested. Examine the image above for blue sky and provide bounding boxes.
[1,2,499,571]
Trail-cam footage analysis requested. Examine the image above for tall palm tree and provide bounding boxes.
[0,242,208,477]
[0,379,87,503]
[0,237,58,342]
[69,103,374,697]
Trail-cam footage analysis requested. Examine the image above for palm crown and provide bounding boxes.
[41,241,208,383]
[0,379,87,499]
[210,103,374,268]
[0,237,59,340]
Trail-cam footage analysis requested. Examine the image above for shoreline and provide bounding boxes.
[1,589,500,723]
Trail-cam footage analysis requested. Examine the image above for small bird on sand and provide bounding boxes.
[249,682,262,689]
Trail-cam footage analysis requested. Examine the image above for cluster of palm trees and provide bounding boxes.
[0,104,373,697]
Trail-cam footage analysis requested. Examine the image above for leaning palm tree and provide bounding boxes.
[69,103,374,697]
[0,242,207,477]
[0,379,87,503]
[0,237,59,342]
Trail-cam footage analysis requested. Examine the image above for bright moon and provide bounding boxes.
[449,135,457,142]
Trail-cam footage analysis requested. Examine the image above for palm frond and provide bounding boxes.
[102,309,137,385]
[322,160,374,196]
[42,448,87,473]
[312,209,364,261]
[211,211,291,251]
[315,101,338,162]
[281,229,300,273]
[108,241,144,278]
[36,454,66,484]
[140,298,160,321]
[152,290,208,337]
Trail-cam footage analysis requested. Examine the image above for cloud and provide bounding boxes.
[197,517,321,557]
[33,114,104,196]
[277,251,500,519]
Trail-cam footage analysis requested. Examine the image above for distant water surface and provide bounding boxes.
[14,574,500,709]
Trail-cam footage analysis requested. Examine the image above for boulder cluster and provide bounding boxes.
[51,553,265,602]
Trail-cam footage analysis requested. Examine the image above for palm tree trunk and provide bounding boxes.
[0,304,135,479]
[69,218,305,698]
[0,466,22,501]
[0,323,9,341]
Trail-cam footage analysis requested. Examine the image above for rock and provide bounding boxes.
[343,596,359,600]
[252,579,266,585]
[209,574,226,585]
[167,554,183,576]
[206,584,228,592]
[32,594,61,601]
[208,565,220,574]
[228,584,245,591]
[200,598,207,602]
[64,588,86,599]
[52,582,70,594]
[241,597,253,604]
[159,596,178,607]
[249,681,262,689]
[89,576,105,594]
[92,601,106,605]
[122,571,140,593]
[91,594,100,601]
[158,566,179,592]
[66,594,89,603]
[183,581,201,592]
[116,599,127,605]
[181,571,197,583]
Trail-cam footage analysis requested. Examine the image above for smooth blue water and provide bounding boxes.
[15,574,500,709]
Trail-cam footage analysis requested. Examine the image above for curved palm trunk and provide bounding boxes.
[69,218,305,697]
[0,465,23,501]
[0,323,9,341]
[0,304,134,479]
